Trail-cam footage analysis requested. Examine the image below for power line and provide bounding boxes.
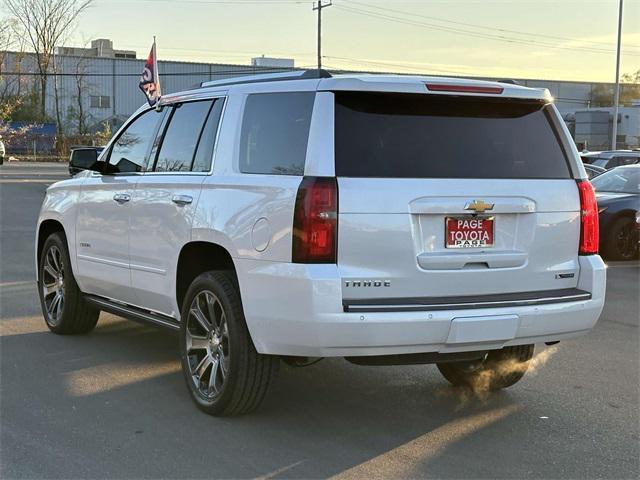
[112,0,313,4]
[343,0,640,51]
[323,55,476,75]
[336,4,626,55]
[0,67,299,77]
[334,4,640,57]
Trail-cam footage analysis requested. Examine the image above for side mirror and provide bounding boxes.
[69,148,103,176]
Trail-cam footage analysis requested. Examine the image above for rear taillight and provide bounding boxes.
[577,180,599,255]
[292,176,338,263]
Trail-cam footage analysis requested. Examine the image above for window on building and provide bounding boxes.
[90,95,111,109]
[239,92,315,175]
[154,100,213,172]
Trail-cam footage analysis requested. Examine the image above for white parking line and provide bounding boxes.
[0,281,35,288]
[0,179,59,184]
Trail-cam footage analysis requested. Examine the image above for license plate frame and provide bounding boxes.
[445,215,495,249]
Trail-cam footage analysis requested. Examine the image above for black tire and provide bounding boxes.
[38,232,99,334]
[602,217,639,261]
[437,344,534,391]
[179,271,279,416]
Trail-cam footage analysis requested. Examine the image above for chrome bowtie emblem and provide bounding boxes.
[464,200,495,213]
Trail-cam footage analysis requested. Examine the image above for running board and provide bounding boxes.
[84,295,180,331]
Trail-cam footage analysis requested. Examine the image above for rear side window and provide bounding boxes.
[192,99,224,172]
[155,100,213,172]
[239,92,315,175]
[335,92,571,179]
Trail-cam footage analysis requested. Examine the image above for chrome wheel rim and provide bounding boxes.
[42,245,65,326]
[185,290,229,400]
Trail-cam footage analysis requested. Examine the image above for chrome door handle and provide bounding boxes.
[172,195,193,206]
[113,193,131,204]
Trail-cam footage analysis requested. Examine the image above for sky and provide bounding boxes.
[63,0,640,82]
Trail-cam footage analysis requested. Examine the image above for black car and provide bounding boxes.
[581,150,640,170]
[592,165,640,260]
[68,146,104,176]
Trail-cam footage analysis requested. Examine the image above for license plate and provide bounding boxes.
[445,216,494,249]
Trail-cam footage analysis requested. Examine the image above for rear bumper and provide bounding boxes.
[236,255,606,357]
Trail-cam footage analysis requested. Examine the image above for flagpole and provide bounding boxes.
[153,36,161,103]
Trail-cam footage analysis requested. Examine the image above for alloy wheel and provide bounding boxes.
[42,245,65,326]
[185,290,230,399]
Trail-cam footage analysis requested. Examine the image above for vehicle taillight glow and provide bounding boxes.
[577,180,599,255]
[292,176,338,263]
[425,84,504,94]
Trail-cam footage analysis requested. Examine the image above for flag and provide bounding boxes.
[139,38,161,107]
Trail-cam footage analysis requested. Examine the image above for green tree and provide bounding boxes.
[590,69,640,107]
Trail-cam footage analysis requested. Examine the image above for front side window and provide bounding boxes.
[239,92,315,175]
[108,109,163,173]
[155,100,213,172]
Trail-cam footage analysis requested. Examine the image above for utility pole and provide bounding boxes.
[611,0,623,150]
[313,1,332,70]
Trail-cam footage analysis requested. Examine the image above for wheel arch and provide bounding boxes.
[176,241,237,313]
[36,219,66,281]
[611,208,637,220]
[599,208,636,232]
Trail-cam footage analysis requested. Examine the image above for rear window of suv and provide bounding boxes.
[335,92,571,179]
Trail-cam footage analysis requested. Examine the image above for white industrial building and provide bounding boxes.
[1,39,638,149]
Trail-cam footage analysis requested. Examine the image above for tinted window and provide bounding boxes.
[155,100,213,172]
[108,109,163,173]
[192,99,224,172]
[71,149,98,169]
[592,167,640,194]
[239,92,315,175]
[592,158,609,168]
[614,156,639,166]
[335,92,571,179]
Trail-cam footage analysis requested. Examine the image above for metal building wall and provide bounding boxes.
[1,50,632,135]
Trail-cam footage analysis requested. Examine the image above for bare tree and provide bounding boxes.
[590,69,640,107]
[0,17,22,102]
[5,0,92,121]
[72,53,90,134]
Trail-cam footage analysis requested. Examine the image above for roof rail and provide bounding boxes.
[200,69,332,89]
[497,79,519,85]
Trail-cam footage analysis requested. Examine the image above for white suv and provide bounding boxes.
[0,136,5,165]
[36,71,606,415]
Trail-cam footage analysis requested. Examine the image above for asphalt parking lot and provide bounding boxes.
[1,162,638,479]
